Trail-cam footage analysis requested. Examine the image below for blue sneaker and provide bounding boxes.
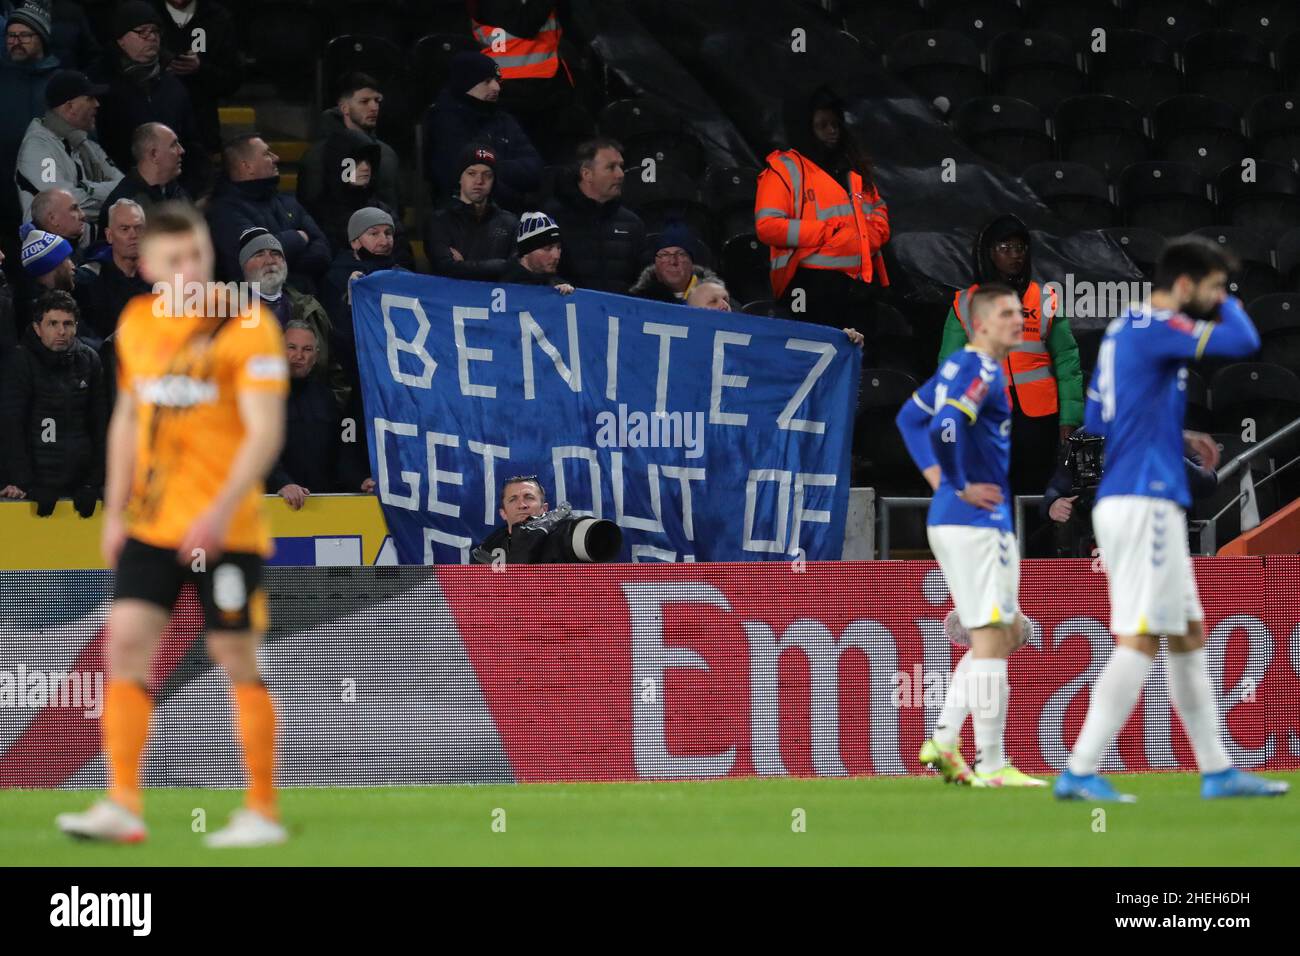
[1201,768,1290,799]
[1053,770,1137,803]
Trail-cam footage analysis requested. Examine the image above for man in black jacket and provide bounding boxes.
[78,198,151,344]
[97,121,190,231]
[154,0,243,155]
[498,211,572,292]
[426,144,518,281]
[0,289,107,516]
[630,223,720,305]
[542,138,645,294]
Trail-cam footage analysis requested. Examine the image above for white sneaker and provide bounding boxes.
[204,808,288,848]
[56,799,147,843]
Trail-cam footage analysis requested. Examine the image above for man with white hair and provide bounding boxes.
[30,187,90,253]
[238,226,333,380]
[79,198,151,342]
[97,121,190,231]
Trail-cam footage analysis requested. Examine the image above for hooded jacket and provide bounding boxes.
[629,263,721,305]
[422,84,542,212]
[0,324,108,492]
[541,172,646,295]
[15,113,123,223]
[206,174,332,286]
[936,214,1084,425]
[298,107,402,225]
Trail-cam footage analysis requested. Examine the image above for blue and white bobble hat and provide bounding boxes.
[19,222,74,278]
[516,211,561,256]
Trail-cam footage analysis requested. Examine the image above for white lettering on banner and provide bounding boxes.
[551,446,603,517]
[659,466,706,540]
[1208,615,1273,767]
[426,432,463,517]
[422,526,470,564]
[467,440,510,525]
[521,305,581,399]
[381,294,435,388]
[747,618,904,776]
[452,306,495,398]
[789,473,835,555]
[641,321,689,414]
[631,545,695,562]
[1039,617,1126,771]
[375,418,420,509]
[709,330,751,426]
[610,453,664,532]
[606,315,620,401]
[625,582,738,778]
[743,469,792,553]
[777,339,835,434]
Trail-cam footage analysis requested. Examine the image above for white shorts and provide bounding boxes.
[1092,495,1204,636]
[927,525,1020,629]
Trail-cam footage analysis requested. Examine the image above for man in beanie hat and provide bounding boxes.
[86,0,209,198]
[630,222,722,305]
[15,221,96,329]
[426,143,519,280]
[1,2,60,167]
[498,211,572,292]
[15,68,122,225]
[322,207,405,380]
[422,50,541,213]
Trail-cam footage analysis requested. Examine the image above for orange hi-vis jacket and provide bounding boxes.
[953,280,1061,417]
[754,148,890,299]
[472,11,562,80]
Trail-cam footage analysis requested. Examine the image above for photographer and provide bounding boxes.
[471,475,622,564]
[1042,432,1218,557]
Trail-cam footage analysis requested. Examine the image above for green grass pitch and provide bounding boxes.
[2,772,1297,866]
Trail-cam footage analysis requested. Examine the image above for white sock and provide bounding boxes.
[1168,648,1231,775]
[1068,645,1151,776]
[968,657,1009,773]
[933,652,974,747]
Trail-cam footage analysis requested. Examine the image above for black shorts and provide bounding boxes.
[113,537,267,633]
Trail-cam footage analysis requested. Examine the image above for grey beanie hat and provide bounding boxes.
[237,226,284,270]
[348,206,395,243]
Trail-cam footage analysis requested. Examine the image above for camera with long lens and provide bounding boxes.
[1066,431,1105,498]
[472,503,623,564]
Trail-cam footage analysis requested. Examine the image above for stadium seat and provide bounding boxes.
[414,0,473,37]
[329,0,405,47]
[1117,162,1216,236]
[1152,95,1249,182]
[1275,226,1300,289]
[244,0,325,89]
[1054,95,1150,182]
[705,166,760,253]
[929,0,1024,48]
[1246,94,1300,171]
[1130,0,1215,47]
[1226,0,1300,50]
[720,233,772,306]
[1190,227,1282,305]
[886,30,987,112]
[1283,32,1300,91]
[1248,293,1300,376]
[1210,362,1300,436]
[1185,367,1212,432]
[988,30,1086,113]
[1216,161,1300,241]
[599,98,706,179]
[1098,226,1167,277]
[741,299,774,316]
[621,168,711,241]
[1022,161,1117,228]
[410,33,480,110]
[1021,0,1122,50]
[953,96,1054,174]
[869,302,923,377]
[855,368,929,493]
[843,0,928,49]
[1182,31,1279,114]
[1087,29,1182,112]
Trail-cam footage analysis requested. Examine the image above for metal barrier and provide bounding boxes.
[1199,416,1300,555]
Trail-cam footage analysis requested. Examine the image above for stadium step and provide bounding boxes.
[269,140,310,164]
[218,105,256,128]
[278,171,299,194]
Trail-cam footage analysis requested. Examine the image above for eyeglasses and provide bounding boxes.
[6,30,38,42]
[131,26,161,40]
[655,250,690,262]
[993,240,1027,254]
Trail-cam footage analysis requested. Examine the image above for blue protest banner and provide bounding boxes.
[351,272,861,563]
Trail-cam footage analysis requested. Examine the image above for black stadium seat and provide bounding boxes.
[988,30,1085,113]
[930,0,1023,48]
[706,166,760,251]
[410,33,480,110]
[1185,367,1212,433]
[720,234,771,306]
[1118,162,1216,236]
[245,0,325,89]
[1022,0,1122,50]
[954,96,1054,174]
[1283,32,1300,92]
[855,368,929,493]
[1130,0,1215,48]
[886,30,987,111]
[1210,363,1300,437]
[1054,95,1150,182]
[1191,227,1282,306]
[1022,161,1117,228]
[1216,161,1300,241]
[1246,94,1300,171]
[621,169,711,241]
[330,0,405,47]
[1227,0,1300,51]
[1087,30,1182,112]
[1275,226,1300,289]
[1153,95,1249,182]
[1248,293,1300,376]
[843,0,928,50]
[1182,30,1279,114]
[1099,226,1167,277]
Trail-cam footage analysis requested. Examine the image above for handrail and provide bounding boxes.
[1216,415,1300,483]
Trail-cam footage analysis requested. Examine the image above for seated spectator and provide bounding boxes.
[15,224,93,327]
[237,226,334,381]
[1,2,61,252]
[0,288,107,517]
[425,144,519,281]
[16,68,122,227]
[29,186,89,253]
[302,124,410,264]
[88,1,210,198]
[630,224,720,304]
[78,198,150,343]
[322,207,408,381]
[498,212,572,292]
[299,72,402,228]
[206,133,331,290]
[686,277,732,312]
[267,319,372,510]
[422,51,541,213]
[97,121,190,231]
[157,0,242,155]
[542,138,645,294]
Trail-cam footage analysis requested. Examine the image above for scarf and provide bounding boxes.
[43,111,117,184]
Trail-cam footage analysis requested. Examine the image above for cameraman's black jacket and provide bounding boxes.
[1042,455,1217,517]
